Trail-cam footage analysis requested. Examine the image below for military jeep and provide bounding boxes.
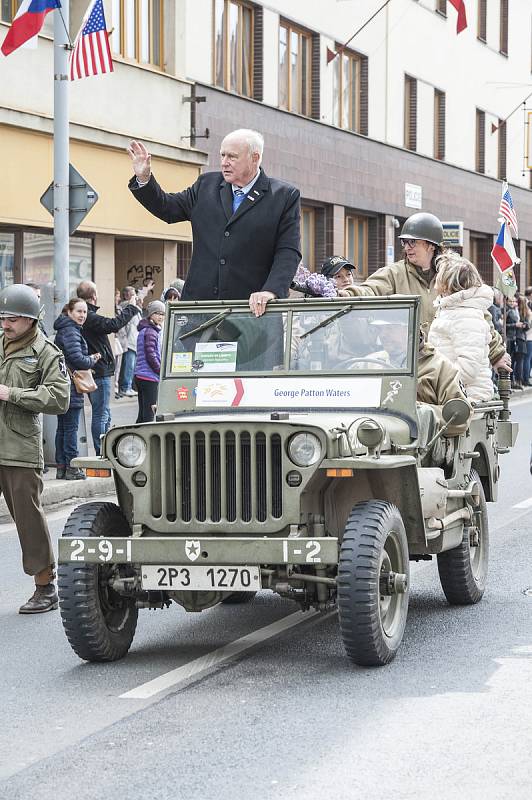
[57,296,517,666]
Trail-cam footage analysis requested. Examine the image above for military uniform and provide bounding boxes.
[0,284,70,613]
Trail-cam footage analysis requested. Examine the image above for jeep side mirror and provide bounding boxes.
[442,398,471,428]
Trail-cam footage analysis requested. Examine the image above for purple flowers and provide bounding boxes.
[291,265,337,298]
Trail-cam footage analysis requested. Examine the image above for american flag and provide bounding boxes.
[498,181,519,238]
[69,0,113,81]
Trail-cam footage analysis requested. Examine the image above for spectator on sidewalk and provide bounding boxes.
[117,285,142,397]
[76,280,141,454]
[0,284,70,614]
[53,298,101,480]
[524,287,532,386]
[134,300,165,423]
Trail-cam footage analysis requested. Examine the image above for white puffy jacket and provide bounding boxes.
[428,285,494,402]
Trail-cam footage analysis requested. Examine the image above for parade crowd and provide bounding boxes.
[0,127,525,615]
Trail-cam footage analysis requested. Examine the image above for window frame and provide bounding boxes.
[0,1,18,23]
[111,0,164,70]
[213,0,254,97]
[344,214,369,280]
[404,75,417,152]
[498,119,507,180]
[332,46,363,133]
[434,88,446,161]
[278,19,313,117]
[477,0,487,42]
[435,0,447,18]
[500,0,508,56]
[301,206,316,271]
[475,108,486,174]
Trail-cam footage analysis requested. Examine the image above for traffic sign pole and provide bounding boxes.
[53,5,70,322]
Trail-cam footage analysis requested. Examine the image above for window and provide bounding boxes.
[500,0,508,55]
[470,234,493,284]
[436,0,447,17]
[332,48,368,134]
[404,75,417,151]
[477,0,487,42]
[279,21,312,117]
[0,231,15,289]
[1,1,17,22]
[345,215,368,279]
[526,245,532,285]
[475,109,485,173]
[301,207,316,270]
[213,0,254,97]
[111,0,163,68]
[498,119,507,180]
[434,89,446,160]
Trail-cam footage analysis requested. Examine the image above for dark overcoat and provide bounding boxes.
[128,168,301,301]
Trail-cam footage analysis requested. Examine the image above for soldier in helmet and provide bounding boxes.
[0,284,70,614]
[340,212,511,374]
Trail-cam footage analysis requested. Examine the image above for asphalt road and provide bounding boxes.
[1,397,532,800]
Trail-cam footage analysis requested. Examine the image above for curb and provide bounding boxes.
[0,476,116,525]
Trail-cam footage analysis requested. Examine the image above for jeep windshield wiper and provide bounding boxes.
[300,306,352,339]
[178,309,232,340]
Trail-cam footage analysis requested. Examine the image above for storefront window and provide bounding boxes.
[23,232,93,329]
[0,231,15,288]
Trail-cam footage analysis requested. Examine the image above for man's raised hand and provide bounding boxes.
[127,141,152,184]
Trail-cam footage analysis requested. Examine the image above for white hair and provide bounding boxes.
[223,129,264,164]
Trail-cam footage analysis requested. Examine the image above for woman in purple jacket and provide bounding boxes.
[134,300,165,422]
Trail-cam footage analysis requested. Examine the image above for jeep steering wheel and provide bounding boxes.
[335,356,391,369]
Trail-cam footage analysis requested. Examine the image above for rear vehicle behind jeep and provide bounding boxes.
[57,297,517,666]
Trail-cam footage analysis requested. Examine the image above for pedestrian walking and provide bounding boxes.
[0,284,70,613]
[53,298,101,480]
[134,300,165,423]
[127,128,301,316]
[76,280,141,454]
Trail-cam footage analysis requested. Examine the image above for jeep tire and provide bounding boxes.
[58,502,138,662]
[337,500,409,667]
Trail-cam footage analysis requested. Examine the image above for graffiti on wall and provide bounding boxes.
[126,264,162,288]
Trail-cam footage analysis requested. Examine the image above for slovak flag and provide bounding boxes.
[1,0,61,57]
[491,222,520,273]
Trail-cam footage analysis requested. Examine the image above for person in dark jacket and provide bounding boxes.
[134,300,165,423]
[505,296,527,389]
[76,281,141,454]
[53,299,101,480]
[127,129,301,317]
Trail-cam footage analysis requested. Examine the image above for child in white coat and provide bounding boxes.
[428,252,494,402]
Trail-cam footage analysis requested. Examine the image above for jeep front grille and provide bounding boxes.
[149,428,284,525]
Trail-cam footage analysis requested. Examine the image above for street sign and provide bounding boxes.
[442,221,464,247]
[40,163,98,235]
[405,182,422,209]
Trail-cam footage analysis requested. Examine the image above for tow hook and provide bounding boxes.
[380,571,408,595]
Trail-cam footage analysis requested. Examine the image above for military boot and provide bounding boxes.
[65,467,86,481]
[19,583,59,614]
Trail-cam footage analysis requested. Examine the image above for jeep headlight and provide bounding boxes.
[288,432,322,467]
[116,434,147,468]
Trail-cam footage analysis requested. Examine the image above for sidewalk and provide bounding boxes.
[0,393,139,524]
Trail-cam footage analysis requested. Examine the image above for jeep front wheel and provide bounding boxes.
[337,500,409,667]
[58,501,138,662]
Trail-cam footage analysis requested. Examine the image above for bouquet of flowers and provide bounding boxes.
[291,264,337,298]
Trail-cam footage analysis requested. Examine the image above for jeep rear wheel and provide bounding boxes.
[337,500,409,667]
[58,502,138,662]
[437,471,489,605]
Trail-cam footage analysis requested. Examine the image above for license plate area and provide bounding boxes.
[141,565,261,591]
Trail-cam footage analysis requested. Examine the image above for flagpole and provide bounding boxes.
[53,3,70,321]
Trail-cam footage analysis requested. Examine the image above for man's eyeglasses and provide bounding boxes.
[401,238,419,248]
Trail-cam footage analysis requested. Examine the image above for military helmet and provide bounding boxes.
[0,284,42,320]
[399,213,444,246]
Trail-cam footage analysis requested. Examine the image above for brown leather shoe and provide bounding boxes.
[19,583,59,614]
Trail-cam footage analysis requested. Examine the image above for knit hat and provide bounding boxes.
[147,300,165,318]
[171,278,185,293]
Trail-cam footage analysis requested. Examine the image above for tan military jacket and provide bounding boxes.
[417,343,471,434]
[0,330,70,469]
[346,259,505,364]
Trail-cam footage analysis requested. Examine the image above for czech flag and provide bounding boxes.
[491,222,520,273]
[1,0,61,57]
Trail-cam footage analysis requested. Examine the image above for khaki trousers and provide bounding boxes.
[0,465,54,576]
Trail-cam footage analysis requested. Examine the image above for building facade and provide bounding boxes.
[2,0,532,311]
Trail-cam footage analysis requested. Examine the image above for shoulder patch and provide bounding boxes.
[58,357,68,377]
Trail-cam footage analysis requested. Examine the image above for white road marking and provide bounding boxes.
[120,609,321,700]
[512,497,532,509]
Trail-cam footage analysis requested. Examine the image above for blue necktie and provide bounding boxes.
[232,188,246,214]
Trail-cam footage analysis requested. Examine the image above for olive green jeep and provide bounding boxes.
[57,296,518,666]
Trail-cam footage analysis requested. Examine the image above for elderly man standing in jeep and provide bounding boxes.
[340,212,511,374]
[0,284,70,614]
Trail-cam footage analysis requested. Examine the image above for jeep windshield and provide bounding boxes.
[165,304,414,377]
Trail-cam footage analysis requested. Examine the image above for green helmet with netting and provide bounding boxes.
[399,213,444,246]
[0,284,42,320]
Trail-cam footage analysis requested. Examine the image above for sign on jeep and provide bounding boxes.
[57,296,518,666]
